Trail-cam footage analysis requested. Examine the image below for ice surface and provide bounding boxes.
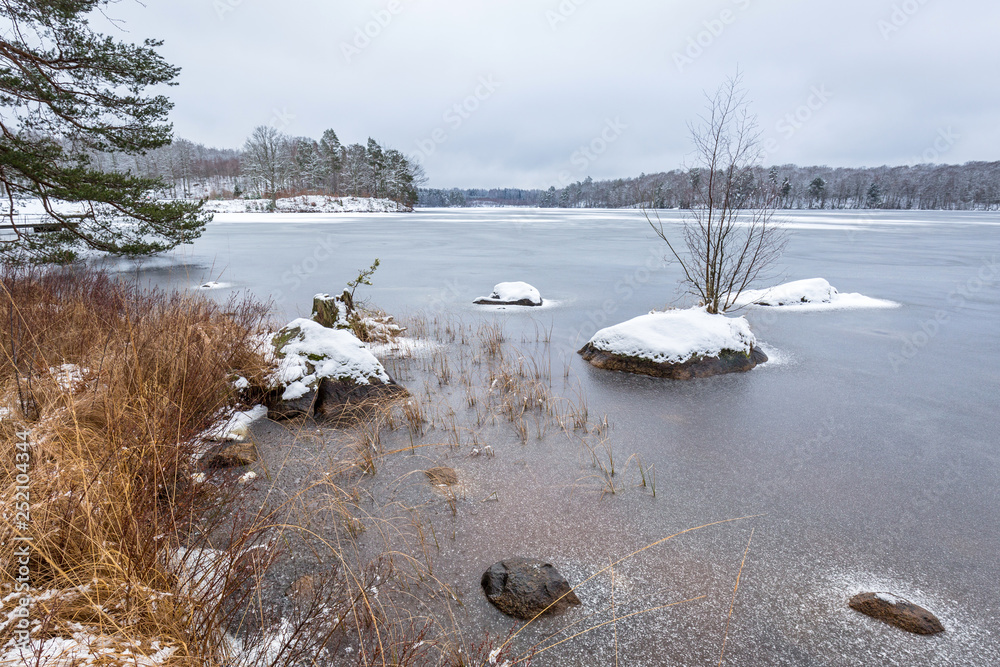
[586,308,756,364]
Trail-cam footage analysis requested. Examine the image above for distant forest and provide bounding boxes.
[89,137,1000,211]
[419,162,1000,210]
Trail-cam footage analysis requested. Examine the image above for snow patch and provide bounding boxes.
[475,281,543,306]
[272,318,391,400]
[754,342,794,368]
[586,308,756,365]
[201,196,410,215]
[202,405,267,442]
[49,364,88,392]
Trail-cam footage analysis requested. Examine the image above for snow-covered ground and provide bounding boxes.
[732,278,900,311]
[200,196,410,214]
[586,308,757,364]
[475,281,543,306]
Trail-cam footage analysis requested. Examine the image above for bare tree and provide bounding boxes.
[242,125,288,203]
[646,75,786,314]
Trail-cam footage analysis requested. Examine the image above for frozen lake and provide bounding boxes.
[112,208,999,664]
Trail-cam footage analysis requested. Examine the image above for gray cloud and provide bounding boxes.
[98,0,1000,188]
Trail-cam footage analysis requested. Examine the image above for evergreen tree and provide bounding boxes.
[866,182,883,209]
[0,0,207,262]
[318,130,343,194]
[365,138,386,198]
[808,177,827,208]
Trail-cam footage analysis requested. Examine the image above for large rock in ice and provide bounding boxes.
[481,558,582,620]
[578,308,767,379]
[267,318,404,420]
[849,592,945,635]
[474,282,543,307]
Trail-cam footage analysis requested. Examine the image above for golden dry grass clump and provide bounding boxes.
[0,266,272,660]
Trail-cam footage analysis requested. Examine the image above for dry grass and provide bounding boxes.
[0,267,277,660]
[0,268,438,665]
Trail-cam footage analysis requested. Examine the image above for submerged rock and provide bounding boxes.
[474,282,543,307]
[481,558,582,620]
[314,375,405,422]
[848,592,945,635]
[267,387,317,420]
[203,441,258,468]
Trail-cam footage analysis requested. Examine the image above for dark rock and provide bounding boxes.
[481,558,582,620]
[473,296,543,307]
[265,375,405,422]
[203,441,258,468]
[315,376,406,422]
[266,387,318,420]
[849,592,945,635]
[578,344,768,380]
[312,290,355,329]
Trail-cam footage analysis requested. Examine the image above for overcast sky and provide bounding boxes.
[97,0,1000,189]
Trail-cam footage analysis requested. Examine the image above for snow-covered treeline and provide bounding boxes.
[85,128,425,208]
[419,161,1000,210]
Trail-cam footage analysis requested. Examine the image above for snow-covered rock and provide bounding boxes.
[734,278,838,306]
[272,319,391,401]
[267,318,404,420]
[731,278,900,311]
[579,308,767,379]
[474,282,543,307]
